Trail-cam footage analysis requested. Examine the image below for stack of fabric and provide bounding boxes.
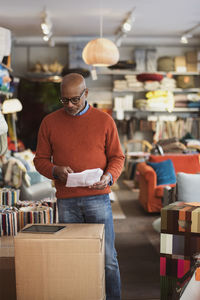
[160,77,176,91]
[145,90,174,111]
[113,80,127,91]
[144,81,160,90]
[187,93,200,108]
[174,93,200,108]
[124,75,144,91]
[174,94,188,108]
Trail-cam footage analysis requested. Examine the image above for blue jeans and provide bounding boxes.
[57,194,121,300]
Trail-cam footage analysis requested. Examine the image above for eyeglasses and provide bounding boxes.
[60,89,86,105]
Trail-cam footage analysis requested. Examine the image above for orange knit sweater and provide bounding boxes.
[34,106,125,199]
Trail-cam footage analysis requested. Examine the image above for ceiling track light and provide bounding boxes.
[115,8,136,47]
[41,8,54,45]
[180,23,200,44]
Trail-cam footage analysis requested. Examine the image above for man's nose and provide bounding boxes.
[67,100,74,108]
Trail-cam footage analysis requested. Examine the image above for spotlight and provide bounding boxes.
[115,8,135,47]
[43,35,49,42]
[180,23,200,44]
[122,21,132,33]
[180,35,188,44]
[41,8,53,44]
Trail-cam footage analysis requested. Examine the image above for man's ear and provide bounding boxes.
[85,88,89,97]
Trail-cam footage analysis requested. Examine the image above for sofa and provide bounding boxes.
[136,154,200,213]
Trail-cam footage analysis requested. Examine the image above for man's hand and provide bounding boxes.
[89,173,111,190]
[53,166,74,183]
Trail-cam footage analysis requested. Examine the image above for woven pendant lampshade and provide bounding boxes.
[82,38,119,67]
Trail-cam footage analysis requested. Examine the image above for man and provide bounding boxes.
[34,73,125,300]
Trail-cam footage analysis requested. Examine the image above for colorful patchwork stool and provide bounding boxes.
[160,202,200,299]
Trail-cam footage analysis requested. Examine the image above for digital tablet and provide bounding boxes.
[21,224,66,234]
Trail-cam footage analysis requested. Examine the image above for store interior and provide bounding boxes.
[0,0,200,299]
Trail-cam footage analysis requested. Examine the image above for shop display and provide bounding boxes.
[0,206,18,236]
[0,188,20,206]
[160,202,200,299]
[17,206,53,231]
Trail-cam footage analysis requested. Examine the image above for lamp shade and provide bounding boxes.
[0,27,11,63]
[82,38,119,67]
[2,99,22,114]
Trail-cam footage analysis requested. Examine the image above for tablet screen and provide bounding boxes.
[21,225,66,233]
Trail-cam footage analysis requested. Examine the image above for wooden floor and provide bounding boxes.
[0,178,160,300]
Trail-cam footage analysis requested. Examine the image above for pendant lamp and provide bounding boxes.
[82,38,119,67]
[82,1,119,67]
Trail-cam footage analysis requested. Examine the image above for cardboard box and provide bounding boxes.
[14,224,105,300]
[174,56,187,72]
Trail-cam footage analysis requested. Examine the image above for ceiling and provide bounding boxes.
[1,0,200,45]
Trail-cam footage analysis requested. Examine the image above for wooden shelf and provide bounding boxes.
[97,68,200,76]
[113,108,199,113]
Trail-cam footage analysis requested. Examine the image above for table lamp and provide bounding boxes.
[2,98,22,152]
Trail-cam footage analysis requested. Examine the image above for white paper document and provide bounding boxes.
[66,168,103,187]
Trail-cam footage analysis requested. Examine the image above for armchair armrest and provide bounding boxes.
[136,162,157,186]
[163,185,176,207]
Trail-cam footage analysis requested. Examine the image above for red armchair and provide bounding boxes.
[136,154,200,213]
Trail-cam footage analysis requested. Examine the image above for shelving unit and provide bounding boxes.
[97,68,200,117]
[97,68,200,76]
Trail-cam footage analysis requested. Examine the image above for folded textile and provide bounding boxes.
[66,168,103,187]
[137,73,163,82]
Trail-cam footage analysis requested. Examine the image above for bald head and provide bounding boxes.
[60,73,88,116]
[61,73,86,92]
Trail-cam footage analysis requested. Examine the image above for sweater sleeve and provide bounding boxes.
[104,117,125,183]
[33,118,55,180]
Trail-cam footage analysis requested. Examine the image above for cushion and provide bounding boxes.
[147,159,176,186]
[27,171,48,185]
[136,73,163,82]
[177,172,200,203]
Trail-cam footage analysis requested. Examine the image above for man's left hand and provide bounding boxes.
[89,174,111,190]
